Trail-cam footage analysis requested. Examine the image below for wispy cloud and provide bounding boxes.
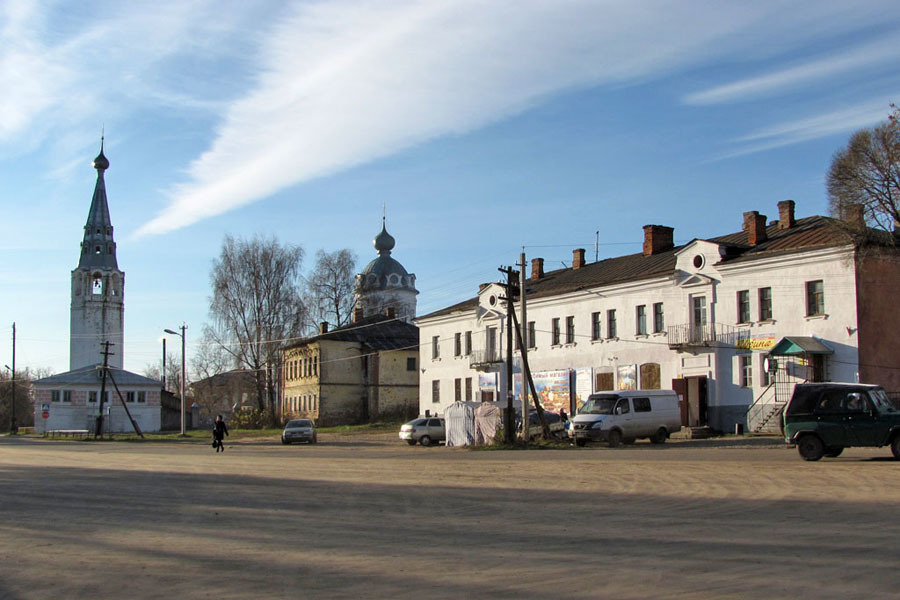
[715,99,896,159]
[684,33,900,105]
[136,0,801,236]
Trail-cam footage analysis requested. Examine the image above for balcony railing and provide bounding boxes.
[469,349,503,370]
[667,323,751,349]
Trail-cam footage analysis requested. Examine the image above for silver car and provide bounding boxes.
[282,419,317,444]
[399,417,445,446]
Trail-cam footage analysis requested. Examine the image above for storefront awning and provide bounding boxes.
[768,336,834,356]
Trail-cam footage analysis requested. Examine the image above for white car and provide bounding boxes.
[282,419,317,444]
[399,417,445,446]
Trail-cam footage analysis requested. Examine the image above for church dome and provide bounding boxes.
[93,148,109,171]
[373,225,395,254]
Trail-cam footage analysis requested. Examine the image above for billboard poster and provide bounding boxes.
[617,364,637,390]
[478,373,498,391]
[573,367,593,413]
[526,369,571,414]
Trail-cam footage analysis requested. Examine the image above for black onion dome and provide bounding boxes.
[93,145,109,171]
[373,224,395,254]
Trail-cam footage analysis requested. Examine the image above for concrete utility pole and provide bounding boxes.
[10,322,17,434]
[519,252,529,441]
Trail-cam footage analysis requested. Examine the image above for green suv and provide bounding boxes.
[783,382,900,461]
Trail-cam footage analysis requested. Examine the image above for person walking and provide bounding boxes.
[213,414,229,452]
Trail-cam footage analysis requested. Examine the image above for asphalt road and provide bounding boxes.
[1,434,898,599]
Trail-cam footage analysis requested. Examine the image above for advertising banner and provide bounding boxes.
[573,367,593,413]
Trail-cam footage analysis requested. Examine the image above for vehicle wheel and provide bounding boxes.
[608,429,622,448]
[650,428,667,444]
[281,437,289,445]
[575,439,587,447]
[310,436,317,444]
[419,435,432,447]
[797,434,825,461]
[406,439,417,446]
[891,435,900,460]
[824,446,843,458]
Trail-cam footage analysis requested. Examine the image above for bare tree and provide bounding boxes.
[828,104,900,235]
[143,351,183,394]
[205,234,306,418]
[0,369,37,428]
[304,248,358,331]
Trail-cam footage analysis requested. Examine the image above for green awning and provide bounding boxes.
[767,336,834,356]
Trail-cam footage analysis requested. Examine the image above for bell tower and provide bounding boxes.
[70,139,125,370]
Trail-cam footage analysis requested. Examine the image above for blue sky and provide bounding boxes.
[2,0,899,376]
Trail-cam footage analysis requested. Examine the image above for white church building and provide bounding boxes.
[416,201,900,433]
[33,143,163,434]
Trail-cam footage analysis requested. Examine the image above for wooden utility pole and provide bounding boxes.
[499,266,518,444]
[95,342,112,437]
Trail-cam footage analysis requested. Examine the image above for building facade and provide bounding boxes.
[282,315,419,426]
[416,201,900,433]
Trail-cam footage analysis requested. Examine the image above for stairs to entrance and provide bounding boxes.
[751,402,786,434]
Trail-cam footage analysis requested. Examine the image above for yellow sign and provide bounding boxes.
[735,336,776,351]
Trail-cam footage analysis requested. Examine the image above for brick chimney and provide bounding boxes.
[642,225,674,257]
[385,307,396,318]
[531,257,544,280]
[777,200,795,230]
[352,307,364,323]
[572,248,586,269]
[319,322,329,334]
[743,211,768,245]
[841,203,865,230]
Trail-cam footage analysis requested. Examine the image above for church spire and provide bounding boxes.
[78,137,117,269]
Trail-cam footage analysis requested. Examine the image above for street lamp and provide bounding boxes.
[164,324,187,436]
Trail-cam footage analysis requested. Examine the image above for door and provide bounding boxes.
[811,389,851,447]
[692,296,708,342]
[678,376,709,427]
[842,392,880,446]
[613,398,633,436]
[672,379,688,426]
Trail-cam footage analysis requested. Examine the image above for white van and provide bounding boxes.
[572,390,681,447]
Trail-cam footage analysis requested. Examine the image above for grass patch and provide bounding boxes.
[319,421,404,434]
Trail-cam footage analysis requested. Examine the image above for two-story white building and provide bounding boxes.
[416,201,900,433]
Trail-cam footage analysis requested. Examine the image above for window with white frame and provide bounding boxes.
[739,355,753,388]
[759,287,773,321]
[636,305,647,335]
[806,280,824,316]
[737,290,750,324]
[653,302,665,333]
[591,312,601,340]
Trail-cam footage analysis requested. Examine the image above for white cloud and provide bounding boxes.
[715,99,896,159]
[136,0,797,236]
[684,33,900,105]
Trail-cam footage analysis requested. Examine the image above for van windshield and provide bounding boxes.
[579,397,618,415]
